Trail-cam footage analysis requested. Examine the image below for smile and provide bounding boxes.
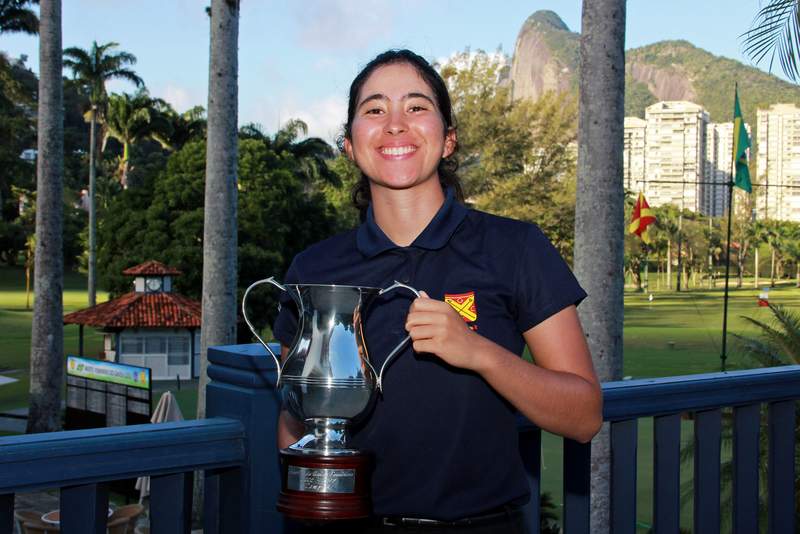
[380,145,417,156]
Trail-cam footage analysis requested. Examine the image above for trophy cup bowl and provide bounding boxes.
[242,278,419,521]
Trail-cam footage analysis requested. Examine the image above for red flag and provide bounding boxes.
[629,192,656,243]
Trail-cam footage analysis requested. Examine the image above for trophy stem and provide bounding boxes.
[289,417,357,455]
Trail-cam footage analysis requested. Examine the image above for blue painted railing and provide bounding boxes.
[0,344,798,534]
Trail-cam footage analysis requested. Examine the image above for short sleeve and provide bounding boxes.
[514,225,587,332]
[272,257,301,348]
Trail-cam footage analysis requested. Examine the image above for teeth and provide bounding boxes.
[381,146,416,156]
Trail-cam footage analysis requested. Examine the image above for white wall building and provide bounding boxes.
[623,117,647,192]
[756,103,800,222]
[641,101,708,213]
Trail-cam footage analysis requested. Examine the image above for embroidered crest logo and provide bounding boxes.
[444,291,477,324]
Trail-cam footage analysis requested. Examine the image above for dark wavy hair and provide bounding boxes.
[336,49,463,220]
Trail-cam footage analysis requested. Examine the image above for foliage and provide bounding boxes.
[63,41,143,108]
[321,155,360,231]
[626,40,800,123]
[624,75,657,118]
[440,49,578,260]
[103,90,171,186]
[0,0,38,35]
[742,0,800,82]
[98,133,340,331]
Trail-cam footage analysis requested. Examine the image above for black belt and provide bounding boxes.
[379,506,522,528]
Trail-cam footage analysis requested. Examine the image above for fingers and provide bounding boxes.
[406,324,438,341]
[405,311,443,329]
[410,295,450,313]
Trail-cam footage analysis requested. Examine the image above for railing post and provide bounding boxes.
[206,343,283,534]
[0,493,12,534]
[60,483,108,534]
[563,438,591,534]
[518,425,542,534]
[151,472,193,534]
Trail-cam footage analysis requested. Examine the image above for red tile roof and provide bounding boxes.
[63,292,201,328]
[122,260,182,276]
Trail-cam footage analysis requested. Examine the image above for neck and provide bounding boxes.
[370,181,446,247]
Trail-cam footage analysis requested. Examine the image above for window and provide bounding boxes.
[168,336,189,366]
[145,336,166,354]
[121,336,143,354]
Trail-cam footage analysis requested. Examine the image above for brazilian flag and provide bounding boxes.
[732,85,752,193]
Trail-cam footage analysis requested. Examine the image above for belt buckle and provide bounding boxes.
[382,516,446,527]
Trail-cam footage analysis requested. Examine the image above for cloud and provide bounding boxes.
[248,94,347,145]
[155,84,207,113]
[290,0,393,51]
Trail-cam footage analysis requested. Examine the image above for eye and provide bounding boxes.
[408,104,428,113]
[363,107,384,115]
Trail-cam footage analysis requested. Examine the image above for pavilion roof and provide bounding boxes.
[63,292,201,328]
[122,260,182,276]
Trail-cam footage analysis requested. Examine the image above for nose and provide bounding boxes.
[385,107,407,135]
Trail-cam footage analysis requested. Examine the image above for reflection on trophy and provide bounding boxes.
[242,278,419,521]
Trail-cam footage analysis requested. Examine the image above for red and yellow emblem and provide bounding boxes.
[445,291,477,323]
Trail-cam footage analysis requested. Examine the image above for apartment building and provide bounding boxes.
[622,103,754,218]
[623,117,646,192]
[641,101,708,213]
[756,103,800,222]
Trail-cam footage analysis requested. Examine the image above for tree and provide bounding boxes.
[439,50,579,259]
[743,0,800,82]
[27,0,62,434]
[103,90,170,187]
[240,120,340,190]
[63,41,143,306]
[0,0,38,35]
[151,104,206,152]
[573,1,626,532]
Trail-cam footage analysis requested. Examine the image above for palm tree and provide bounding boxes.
[194,0,240,520]
[573,0,626,532]
[151,105,206,151]
[742,0,800,82]
[62,41,143,306]
[103,90,170,187]
[27,0,62,434]
[0,0,38,35]
[240,120,339,188]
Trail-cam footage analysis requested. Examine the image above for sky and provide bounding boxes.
[0,1,779,143]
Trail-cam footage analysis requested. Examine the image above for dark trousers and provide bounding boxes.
[285,507,530,534]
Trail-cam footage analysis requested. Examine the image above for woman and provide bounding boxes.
[273,49,602,533]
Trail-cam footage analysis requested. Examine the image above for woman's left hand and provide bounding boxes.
[405,291,484,370]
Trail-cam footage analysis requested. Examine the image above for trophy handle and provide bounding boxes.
[375,280,422,392]
[242,276,296,386]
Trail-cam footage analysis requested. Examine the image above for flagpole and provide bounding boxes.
[721,177,734,372]
[720,83,739,373]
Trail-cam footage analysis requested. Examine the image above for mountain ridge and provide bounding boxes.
[511,11,800,123]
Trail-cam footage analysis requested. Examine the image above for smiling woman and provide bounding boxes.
[271,49,602,533]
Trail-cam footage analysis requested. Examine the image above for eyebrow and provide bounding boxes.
[357,92,436,110]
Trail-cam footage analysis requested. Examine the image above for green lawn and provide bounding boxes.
[0,267,796,531]
[0,266,106,413]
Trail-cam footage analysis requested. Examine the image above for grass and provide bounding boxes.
[1,267,796,531]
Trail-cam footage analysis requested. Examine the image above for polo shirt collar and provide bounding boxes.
[356,187,468,258]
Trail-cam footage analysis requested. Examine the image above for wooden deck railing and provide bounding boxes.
[1,344,797,534]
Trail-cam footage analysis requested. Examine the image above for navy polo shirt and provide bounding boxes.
[273,188,586,521]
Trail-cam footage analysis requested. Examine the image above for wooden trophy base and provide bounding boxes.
[277,448,372,521]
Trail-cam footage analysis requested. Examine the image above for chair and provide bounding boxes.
[106,516,131,534]
[21,519,59,534]
[14,510,42,534]
[108,503,144,534]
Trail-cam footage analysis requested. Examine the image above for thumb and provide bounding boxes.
[418,290,430,299]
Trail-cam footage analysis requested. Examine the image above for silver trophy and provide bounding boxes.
[241,278,420,520]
